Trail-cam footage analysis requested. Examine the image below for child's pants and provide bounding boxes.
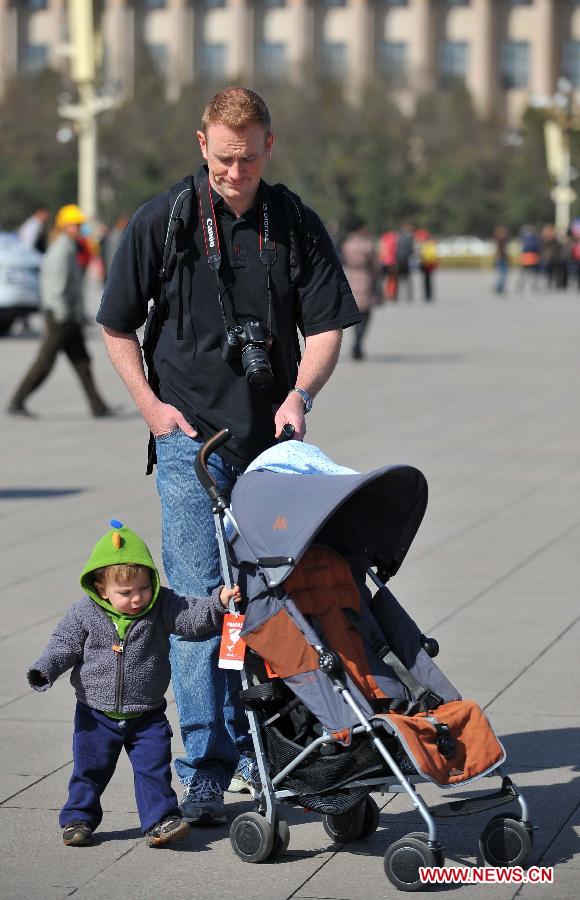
[60,701,180,833]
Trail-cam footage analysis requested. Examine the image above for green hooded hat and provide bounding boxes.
[79,520,161,638]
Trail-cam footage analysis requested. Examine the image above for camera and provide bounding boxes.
[222,320,274,388]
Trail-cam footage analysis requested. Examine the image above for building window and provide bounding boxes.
[501,41,529,89]
[509,1,532,6]
[377,41,408,88]
[22,44,48,73]
[147,43,169,76]
[321,42,347,79]
[203,0,226,7]
[263,0,286,6]
[25,0,47,9]
[258,42,287,79]
[324,0,347,7]
[143,0,166,9]
[200,43,227,81]
[446,0,469,6]
[564,41,580,89]
[386,1,408,7]
[439,41,468,84]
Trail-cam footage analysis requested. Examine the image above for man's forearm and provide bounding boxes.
[101,326,157,418]
[295,329,342,397]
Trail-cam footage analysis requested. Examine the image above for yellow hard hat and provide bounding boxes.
[55,204,87,229]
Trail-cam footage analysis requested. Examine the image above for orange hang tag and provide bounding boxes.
[264,660,280,679]
[218,613,246,670]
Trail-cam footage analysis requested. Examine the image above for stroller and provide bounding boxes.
[196,431,534,892]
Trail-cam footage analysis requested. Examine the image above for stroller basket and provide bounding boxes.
[264,725,384,814]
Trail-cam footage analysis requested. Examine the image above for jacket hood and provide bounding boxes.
[79,521,160,632]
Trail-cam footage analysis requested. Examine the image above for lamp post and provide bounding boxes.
[59,0,116,219]
[541,78,577,236]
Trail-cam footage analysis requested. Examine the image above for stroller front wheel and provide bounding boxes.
[479,814,533,867]
[384,835,445,892]
[230,811,274,863]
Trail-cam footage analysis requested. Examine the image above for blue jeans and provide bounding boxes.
[61,701,178,833]
[155,429,250,789]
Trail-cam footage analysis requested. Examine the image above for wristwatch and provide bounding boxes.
[289,386,313,414]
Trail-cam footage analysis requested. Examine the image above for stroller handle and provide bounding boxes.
[194,428,232,506]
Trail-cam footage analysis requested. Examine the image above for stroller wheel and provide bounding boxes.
[230,811,274,863]
[384,835,444,892]
[268,817,290,860]
[322,801,367,844]
[479,814,533,867]
[358,796,381,839]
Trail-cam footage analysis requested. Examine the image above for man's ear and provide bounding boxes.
[196,130,208,160]
[265,130,275,159]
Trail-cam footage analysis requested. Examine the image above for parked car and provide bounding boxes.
[435,235,495,267]
[0,232,41,335]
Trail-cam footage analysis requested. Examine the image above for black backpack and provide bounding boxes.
[143,176,314,473]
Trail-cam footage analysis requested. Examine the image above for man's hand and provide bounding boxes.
[144,396,197,439]
[274,391,306,440]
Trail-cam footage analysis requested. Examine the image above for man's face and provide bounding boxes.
[197,122,274,213]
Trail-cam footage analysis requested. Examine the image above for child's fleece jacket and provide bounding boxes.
[27,524,226,715]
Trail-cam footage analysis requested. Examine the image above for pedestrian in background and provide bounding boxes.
[493,226,509,295]
[17,205,50,254]
[516,225,541,295]
[416,230,438,302]
[396,224,415,301]
[7,205,112,418]
[102,215,129,281]
[340,217,379,361]
[379,229,399,301]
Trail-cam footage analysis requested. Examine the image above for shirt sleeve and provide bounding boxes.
[96,194,169,333]
[296,208,362,337]
[27,604,87,691]
[160,587,226,638]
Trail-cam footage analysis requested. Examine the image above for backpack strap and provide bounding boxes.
[142,178,195,474]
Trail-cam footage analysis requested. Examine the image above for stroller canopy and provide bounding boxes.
[229,460,428,588]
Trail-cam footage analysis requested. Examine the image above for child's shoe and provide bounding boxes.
[146,815,190,847]
[62,821,93,846]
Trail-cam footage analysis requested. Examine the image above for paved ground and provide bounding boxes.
[0,269,579,899]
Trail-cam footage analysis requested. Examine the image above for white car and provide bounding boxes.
[0,232,41,335]
[436,236,495,259]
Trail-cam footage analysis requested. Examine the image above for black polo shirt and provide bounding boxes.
[97,168,360,467]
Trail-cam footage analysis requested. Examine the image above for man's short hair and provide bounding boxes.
[201,86,271,136]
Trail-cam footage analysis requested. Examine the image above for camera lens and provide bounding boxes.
[241,344,273,388]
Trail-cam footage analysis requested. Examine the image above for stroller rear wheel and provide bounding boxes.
[358,796,381,839]
[268,817,290,860]
[479,814,533,867]
[384,834,445,892]
[322,800,367,843]
[230,811,274,863]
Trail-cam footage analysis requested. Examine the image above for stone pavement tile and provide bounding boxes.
[540,809,580,870]
[0,680,75,722]
[0,775,40,804]
[518,867,579,900]
[0,720,73,783]
[0,808,142,900]
[487,622,580,718]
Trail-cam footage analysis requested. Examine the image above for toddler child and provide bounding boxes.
[27,520,240,848]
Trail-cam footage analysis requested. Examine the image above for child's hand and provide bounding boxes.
[220,584,242,607]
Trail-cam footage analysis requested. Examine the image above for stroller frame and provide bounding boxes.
[196,431,533,890]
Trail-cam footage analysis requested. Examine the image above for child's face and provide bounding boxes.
[95,573,153,615]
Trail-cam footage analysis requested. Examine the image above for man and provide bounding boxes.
[8,204,111,418]
[18,205,50,254]
[96,87,360,825]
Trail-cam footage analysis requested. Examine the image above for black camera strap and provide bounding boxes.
[197,168,276,335]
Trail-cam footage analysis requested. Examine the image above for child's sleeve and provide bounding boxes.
[27,605,87,691]
[161,587,226,638]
